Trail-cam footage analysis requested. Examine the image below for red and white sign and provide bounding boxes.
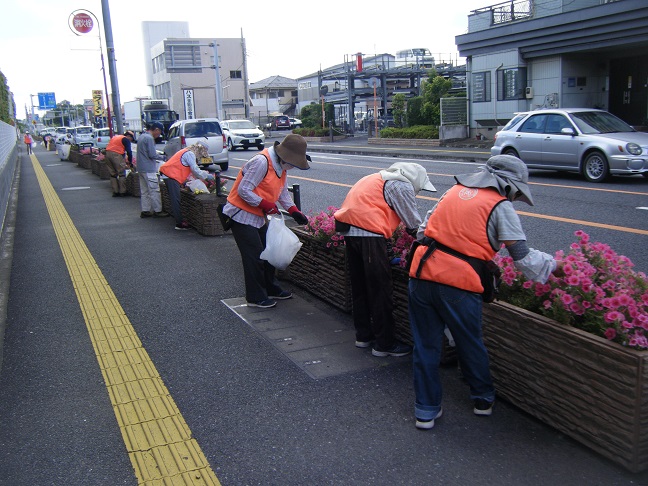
[70,12,94,35]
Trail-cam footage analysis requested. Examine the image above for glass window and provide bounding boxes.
[519,115,547,133]
[544,114,574,134]
[497,67,527,100]
[569,111,634,134]
[230,70,242,79]
[472,72,491,102]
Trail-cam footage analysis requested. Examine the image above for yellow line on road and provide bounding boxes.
[230,163,648,235]
[31,154,220,486]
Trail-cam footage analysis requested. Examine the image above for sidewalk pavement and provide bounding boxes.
[1,143,646,485]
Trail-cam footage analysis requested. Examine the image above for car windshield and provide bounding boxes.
[228,121,256,130]
[147,111,175,122]
[569,111,634,134]
[185,122,222,137]
[76,127,93,134]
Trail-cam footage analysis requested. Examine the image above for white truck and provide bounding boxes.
[123,99,178,139]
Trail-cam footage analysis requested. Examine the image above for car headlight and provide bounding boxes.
[626,143,642,155]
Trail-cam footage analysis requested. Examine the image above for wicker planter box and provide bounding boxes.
[125,171,140,196]
[179,190,228,236]
[160,181,171,213]
[91,158,100,176]
[78,154,93,169]
[99,161,110,180]
[482,301,648,472]
[286,228,352,313]
[69,149,81,165]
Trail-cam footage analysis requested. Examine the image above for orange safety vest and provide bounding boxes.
[408,185,506,292]
[333,173,401,238]
[227,149,287,217]
[24,134,32,144]
[159,148,192,183]
[106,135,126,154]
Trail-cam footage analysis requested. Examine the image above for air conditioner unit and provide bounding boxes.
[525,87,534,99]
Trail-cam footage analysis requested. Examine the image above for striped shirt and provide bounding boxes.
[223,146,294,229]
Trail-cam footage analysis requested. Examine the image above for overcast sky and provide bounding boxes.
[1,0,489,119]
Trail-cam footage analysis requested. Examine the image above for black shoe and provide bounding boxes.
[372,342,412,357]
[112,193,121,197]
[140,211,154,218]
[268,290,292,300]
[247,299,277,308]
[154,211,169,218]
[474,399,494,416]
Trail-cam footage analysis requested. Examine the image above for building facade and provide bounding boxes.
[248,76,298,126]
[456,0,648,138]
[150,37,248,120]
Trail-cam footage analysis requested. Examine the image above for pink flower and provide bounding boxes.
[604,328,616,340]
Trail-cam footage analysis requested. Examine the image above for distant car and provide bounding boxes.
[164,118,229,171]
[72,126,94,147]
[92,128,111,149]
[491,108,648,182]
[289,117,302,128]
[221,119,265,151]
[271,115,291,130]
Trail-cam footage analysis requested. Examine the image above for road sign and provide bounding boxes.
[38,92,56,110]
[71,12,94,34]
[92,90,104,116]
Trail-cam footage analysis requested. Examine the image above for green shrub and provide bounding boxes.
[379,125,438,139]
[293,127,330,137]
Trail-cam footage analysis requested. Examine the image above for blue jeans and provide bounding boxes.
[408,278,495,421]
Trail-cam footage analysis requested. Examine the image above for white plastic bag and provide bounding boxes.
[260,214,303,270]
[186,178,209,194]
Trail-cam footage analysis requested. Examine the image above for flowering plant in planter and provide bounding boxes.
[495,230,648,349]
[304,207,414,260]
[305,206,345,248]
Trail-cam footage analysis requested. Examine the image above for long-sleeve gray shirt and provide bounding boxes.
[135,132,164,173]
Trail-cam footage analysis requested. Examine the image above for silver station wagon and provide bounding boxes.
[491,108,648,182]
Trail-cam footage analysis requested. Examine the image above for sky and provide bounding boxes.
[1,0,489,121]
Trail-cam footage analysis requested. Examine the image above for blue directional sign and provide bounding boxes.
[37,92,56,110]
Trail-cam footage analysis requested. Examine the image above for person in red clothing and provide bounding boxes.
[23,132,33,155]
[104,131,135,197]
[222,134,310,308]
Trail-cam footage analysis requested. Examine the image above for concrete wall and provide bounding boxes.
[0,121,19,374]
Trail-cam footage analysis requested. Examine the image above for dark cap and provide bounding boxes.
[149,122,164,132]
[124,130,135,139]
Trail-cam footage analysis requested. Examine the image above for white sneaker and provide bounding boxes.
[415,409,443,430]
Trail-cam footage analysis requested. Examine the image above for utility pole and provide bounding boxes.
[241,29,250,118]
[100,0,123,132]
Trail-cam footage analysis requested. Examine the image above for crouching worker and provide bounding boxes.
[408,155,563,430]
[334,162,437,357]
[222,134,310,309]
[159,141,215,231]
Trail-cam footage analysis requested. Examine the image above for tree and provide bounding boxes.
[406,96,424,126]
[420,73,452,126]
[392,93,406,128]
[300,102,334,128]
[0,69,15,125]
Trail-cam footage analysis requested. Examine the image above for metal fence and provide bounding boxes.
[0,121,18,232]
[440,97,468,126]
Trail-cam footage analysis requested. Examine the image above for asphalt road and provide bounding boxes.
[0,141,647,485]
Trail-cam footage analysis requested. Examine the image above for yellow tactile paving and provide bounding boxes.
[30,154,221,486]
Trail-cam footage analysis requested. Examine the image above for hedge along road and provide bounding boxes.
[28,153,222,485]
[227,151,648,272]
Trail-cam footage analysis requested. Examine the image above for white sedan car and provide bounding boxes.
[289,117,302,128]
[221,119,265,151]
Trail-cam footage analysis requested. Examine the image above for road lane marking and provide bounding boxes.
[30,154,221,486]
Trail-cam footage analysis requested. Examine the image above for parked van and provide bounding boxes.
[164,118,229,171]
[72,126,94,146]
[91,128,111,149]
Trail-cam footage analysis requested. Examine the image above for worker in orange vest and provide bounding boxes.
[221,134,310,308]
[105,130,135,197]
[334,162,436,358]
[408,155,563,429]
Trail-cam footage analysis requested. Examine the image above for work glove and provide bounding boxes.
[288,206,308,225]
[258,199,279,215]
[205,173,215,181]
